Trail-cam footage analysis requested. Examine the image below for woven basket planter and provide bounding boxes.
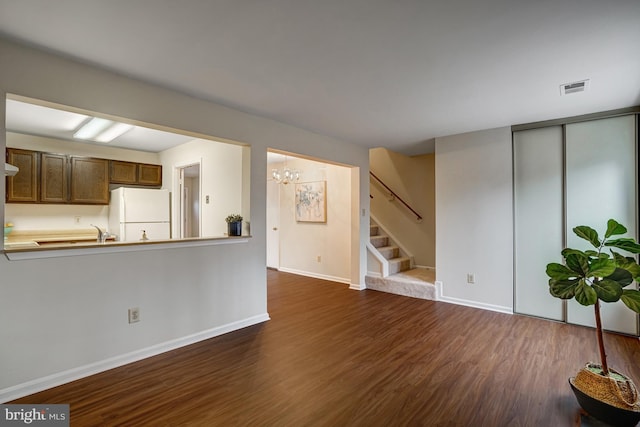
[570,363,640,426]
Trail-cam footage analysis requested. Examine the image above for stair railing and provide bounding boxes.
[369,171,423,221]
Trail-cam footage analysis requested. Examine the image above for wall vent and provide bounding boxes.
[560,79,590,96]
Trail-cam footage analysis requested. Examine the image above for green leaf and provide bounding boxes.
[621,289,640,313]
[562,248,588,258]
[573,226,601,248]
[612,251,633,265]
[549,278,579,299]
[604,267,633,287]
[585,250,599,257]
[592,279,623,303]
[546,263,578,280]
[565,253,589,276]
[611,251,640,278]
[587,258,616,278]
[605,219,627,238]
[605,238,640,254]
[574,281,598,306]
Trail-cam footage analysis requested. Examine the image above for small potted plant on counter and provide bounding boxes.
[546,219,640,426]
[225,214,243,237]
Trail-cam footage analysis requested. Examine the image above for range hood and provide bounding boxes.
[4,162,19,176]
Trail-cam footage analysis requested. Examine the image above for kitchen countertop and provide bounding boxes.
[4,228,250,260]
[4,228,112,249]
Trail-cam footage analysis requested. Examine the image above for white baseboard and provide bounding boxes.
[278,267,350,285]
[349,282,366,291]
[434,281,443,300]
[437,295,512,315]
[0,313,270,403]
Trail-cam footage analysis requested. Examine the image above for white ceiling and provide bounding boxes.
[5,98,291,163]
[5,99,195,152]
[1,0,639,155]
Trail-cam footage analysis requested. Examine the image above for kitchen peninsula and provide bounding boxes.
[4,228,115,249]
[4,230,249,261]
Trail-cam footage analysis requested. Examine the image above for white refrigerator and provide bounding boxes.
[109,187,171,242]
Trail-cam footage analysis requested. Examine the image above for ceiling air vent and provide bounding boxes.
[560,79,590,96]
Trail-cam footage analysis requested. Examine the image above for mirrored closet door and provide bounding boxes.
[514,114,638,335]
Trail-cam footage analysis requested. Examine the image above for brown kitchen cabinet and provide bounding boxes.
[7,148,160,204]
[6,149,110,205]
[6,148,39,202]
[110,160,162,186]
[138,163,162,186]
[110,160,138,184]
[70,157,109,204]
[40,153,69,203]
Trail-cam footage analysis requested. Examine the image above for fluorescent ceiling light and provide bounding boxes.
[74,117,113,139]
[95,122,133,142]
[74,117,134,142]
[63,114,90,131]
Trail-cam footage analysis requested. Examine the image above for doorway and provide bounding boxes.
[266,178,280,269]
[266,150,356,285]
[176,163,201,238]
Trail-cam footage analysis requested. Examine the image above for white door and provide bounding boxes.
[513,114,638,336]
[513,126,564,321]
[175,163,201,239]
[266,179,280,269]
[565,115,638,335]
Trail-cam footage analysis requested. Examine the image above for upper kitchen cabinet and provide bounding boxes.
[110,160,162,187]
[70,157,109,204]
[110,160,137,185]
[6,148,39,202]
[138,163,162,186]
[6,149,110,205]
[40,153,69,203]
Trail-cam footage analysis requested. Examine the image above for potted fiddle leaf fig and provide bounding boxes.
[546,219,640,425]
[225,214,243,236]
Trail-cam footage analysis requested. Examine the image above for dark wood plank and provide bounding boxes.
[11,270,640,426]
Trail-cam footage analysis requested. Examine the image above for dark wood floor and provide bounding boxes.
[12,270,640,426]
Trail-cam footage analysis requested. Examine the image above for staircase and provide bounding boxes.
[369,223,411,274]
[366,220,438,300]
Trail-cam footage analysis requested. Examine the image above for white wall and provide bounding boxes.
[0,37,369,401]
[5,204,109,231]
[159,138,244,237]
[435,127,513,313]
[274,157,352,283]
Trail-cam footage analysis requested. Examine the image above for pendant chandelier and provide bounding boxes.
[272,156,300,185]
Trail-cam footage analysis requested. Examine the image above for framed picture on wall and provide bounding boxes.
[295,181,327,223]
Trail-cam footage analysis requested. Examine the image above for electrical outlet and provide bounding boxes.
[206,195,210,204]
[466,273,475,284]
[128,307,140,324]
[74,216,81,224]
[317,255,321,262]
